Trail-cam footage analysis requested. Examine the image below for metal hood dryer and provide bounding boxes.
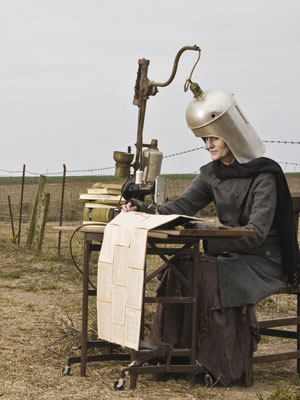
[185,82,265,163]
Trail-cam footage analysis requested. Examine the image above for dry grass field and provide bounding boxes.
[0,175,300,399]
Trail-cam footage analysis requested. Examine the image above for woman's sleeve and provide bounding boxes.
[125,173,212,215]
[206,173,278,254]
[159,173,213,216]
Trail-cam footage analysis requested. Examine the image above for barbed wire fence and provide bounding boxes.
[0,140,299,256]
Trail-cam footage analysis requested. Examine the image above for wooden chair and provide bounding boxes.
[245,196,300,385]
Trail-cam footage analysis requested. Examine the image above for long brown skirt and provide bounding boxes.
[150,254,259,386]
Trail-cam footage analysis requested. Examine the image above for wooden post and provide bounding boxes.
[26,175,46,248]
[58,164,66,254]
[17,164,26,245]
[8,195,15,239]
[32,192,50,252]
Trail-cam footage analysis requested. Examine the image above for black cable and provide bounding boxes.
[69,222,106,290]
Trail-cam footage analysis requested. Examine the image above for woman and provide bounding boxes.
[122,135,299,385]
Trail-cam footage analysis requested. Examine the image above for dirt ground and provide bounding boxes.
[1,222,300,400]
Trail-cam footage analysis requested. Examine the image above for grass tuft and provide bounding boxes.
[266,381,300,399]
[0,270,23,279]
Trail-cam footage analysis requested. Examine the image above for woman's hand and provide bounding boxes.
[122,202,138,212]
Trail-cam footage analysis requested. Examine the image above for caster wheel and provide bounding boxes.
[204,373,213,387]
[114,378,125,391]
[62,366,71,376]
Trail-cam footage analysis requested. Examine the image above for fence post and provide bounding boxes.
[32,192,50,252]
[26,175,46,248]
[58,164,66,254]
[8,195,15,240]
[17,164,26,246]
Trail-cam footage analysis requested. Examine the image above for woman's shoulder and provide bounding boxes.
[195,162,225,189]
[253,171,277,184]
[199,161,214,177]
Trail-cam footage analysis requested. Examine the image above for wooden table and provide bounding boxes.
[54,224,255,384]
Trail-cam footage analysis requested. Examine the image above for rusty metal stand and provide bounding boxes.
[63,231,207,382]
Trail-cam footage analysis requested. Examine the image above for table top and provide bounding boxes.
[53,224,256,239]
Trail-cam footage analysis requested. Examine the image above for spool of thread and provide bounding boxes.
[135,170,143,184]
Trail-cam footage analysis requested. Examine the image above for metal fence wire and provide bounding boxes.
[0,140,299,255]
[0,171,204,255]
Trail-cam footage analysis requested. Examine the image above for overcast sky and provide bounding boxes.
[0,0,299,176]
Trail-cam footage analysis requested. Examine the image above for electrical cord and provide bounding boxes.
[69,222,107,290]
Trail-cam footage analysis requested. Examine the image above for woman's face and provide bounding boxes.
[204,137,235,165]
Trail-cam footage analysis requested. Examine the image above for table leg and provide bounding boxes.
[129,349,138,389]
[190,240,200,385]
[80,238,91,377]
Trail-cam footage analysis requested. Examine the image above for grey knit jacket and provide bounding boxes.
[139,162,285,307]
